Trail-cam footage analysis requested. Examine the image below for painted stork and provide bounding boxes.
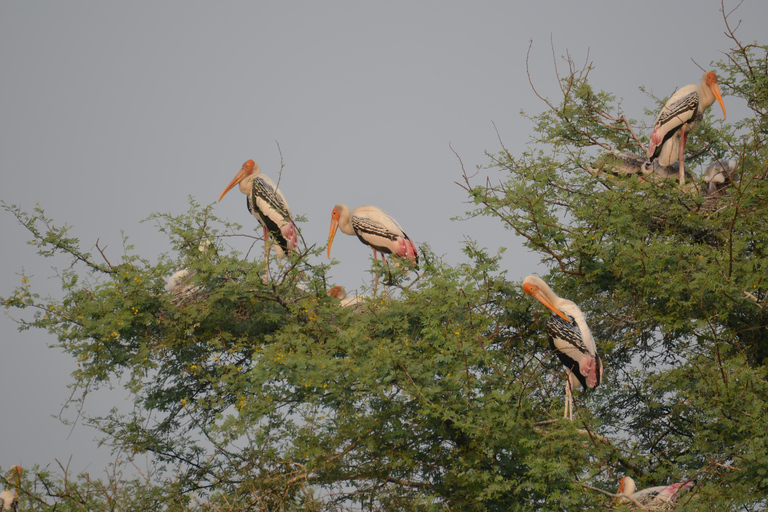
[218,160,298,265]
[167,241,212,298]
[0,466,21,511]
[522,275,603,420]
[648,72,726,186]
[590,150,681,180]
[703,159,737,197]
[592,151,651,176]
[327,285,361,308]
[617,476,694,508]
[327,204,418,286]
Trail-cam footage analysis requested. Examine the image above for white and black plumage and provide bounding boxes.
[218,160,298,260]
[617,476,694,509]
[591,151,681,180]
[0,466,21,511]
[648,72,727,186]
[327,204,418,267]
[523,275,603,420]
[703,159,737,197]
[600,151,652,175]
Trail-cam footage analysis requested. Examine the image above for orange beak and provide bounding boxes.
[712,83,726,120]
[523,282,570,322]
[218,160,255,202]
[327,207,340,258]
[707,72,726,120]
[11,466,21,500]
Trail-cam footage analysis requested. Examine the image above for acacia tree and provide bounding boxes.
[458,11,768,509]
[3,12,768,512]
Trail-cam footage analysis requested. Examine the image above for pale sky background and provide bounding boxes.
[1,1,765,477]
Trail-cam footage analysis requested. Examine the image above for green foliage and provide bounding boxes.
[459,33,768,512]
[4,19,768,512]
[3,197,619,510]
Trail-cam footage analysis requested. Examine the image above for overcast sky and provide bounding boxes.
[1,1,765,476]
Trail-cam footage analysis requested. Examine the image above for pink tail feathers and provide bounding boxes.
[396,237,418,264]
[648,125,663,158]
[659,480,695,501]
[579,354,602,389]
[281,220,299,252]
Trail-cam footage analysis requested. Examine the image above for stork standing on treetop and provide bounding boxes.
[616,476,694,508]
[522,276,603,420]
[647,71,726,186]
[0,466,21,511]
[326,204,418,288]
[218,160,298,273]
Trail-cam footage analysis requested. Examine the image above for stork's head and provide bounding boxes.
[327,285,347,300]
[522,275,570,322]
[218,160,260,202]
[617,476,635,495]
[705,72,726,120]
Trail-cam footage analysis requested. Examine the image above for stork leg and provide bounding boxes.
[262,226,270,284]
[678,130,687,186]
[564,375,574,421]
[372,249,380,291]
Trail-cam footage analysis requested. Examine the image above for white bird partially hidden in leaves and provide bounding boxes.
[327,285,361,308]
[648,72,727,186]
[522,275,603,421]
[590,151,682,180]
[218,160,299,276]
[167,241,212,298]
[617,476,694,509]
[703,159,737,197]
[327,204,418,288]
[0,466,22,511]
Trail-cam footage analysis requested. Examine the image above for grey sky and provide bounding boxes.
[1,1,764,475]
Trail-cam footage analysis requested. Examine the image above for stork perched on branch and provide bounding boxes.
[218,160,298,274]
[523,276,603,420]
[0,466,21,511]
[616,476,694,509]
[327,204,418,288]
[648,72,726,186]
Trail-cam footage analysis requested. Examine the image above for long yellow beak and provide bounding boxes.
[327,217,339,258]
[218,162,252,202]
[712,83,726,120]
[523,283,570,322]
[11,466,21,500]
[706,73,726,120]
